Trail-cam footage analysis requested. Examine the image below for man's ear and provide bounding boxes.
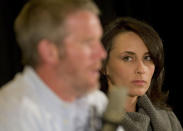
[37,39,59,65]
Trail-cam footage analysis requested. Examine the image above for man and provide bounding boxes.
[0,0,108,130]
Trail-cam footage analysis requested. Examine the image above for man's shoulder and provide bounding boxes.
[0,71,27,95]
[0,75,22,103]
[0,70,44,130]
[0,69,33,111]
[0,67,37,99]
[85,90,108,115]
[86,90,107,103]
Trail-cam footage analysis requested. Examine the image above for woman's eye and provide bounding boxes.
[144,55,152,61]
[122,56,133,62]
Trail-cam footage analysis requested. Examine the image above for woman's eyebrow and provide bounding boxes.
[120,51,136,55]
[144,52,150,55]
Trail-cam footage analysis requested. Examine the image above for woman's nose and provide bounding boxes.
[135,61,145,75]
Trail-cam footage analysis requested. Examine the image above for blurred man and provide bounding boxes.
[0,0,107,130]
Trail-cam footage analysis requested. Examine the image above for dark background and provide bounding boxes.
[1,0,183,126]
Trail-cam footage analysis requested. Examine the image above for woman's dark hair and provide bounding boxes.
[100,17,170,110]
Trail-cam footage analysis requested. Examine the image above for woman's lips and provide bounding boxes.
[132,80,146,86]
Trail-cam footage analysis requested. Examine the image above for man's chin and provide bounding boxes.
[77,83,99,98]
[88,84,99,92]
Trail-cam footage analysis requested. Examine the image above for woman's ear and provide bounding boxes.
[101,67,106,75]
[105,64,110,76]
[102,65,112,87]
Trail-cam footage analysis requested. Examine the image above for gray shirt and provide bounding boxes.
[0,67,108,131]
[120,95,182,131]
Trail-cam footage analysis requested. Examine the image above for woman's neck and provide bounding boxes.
[125,95,138,112]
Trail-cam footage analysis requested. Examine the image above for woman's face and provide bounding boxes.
[106,32,155,97]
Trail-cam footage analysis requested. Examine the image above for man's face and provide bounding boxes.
[56,10,106,96]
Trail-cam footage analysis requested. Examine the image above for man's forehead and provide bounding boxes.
[65,10,99,27]
[62,10,102,39]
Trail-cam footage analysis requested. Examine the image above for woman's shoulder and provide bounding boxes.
[156,108,183,130]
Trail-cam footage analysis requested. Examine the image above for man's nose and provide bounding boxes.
[93,41,107,60]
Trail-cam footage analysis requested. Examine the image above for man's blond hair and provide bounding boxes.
[14,0,100,67]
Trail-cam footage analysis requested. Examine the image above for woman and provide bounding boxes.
[100,17,182,131]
